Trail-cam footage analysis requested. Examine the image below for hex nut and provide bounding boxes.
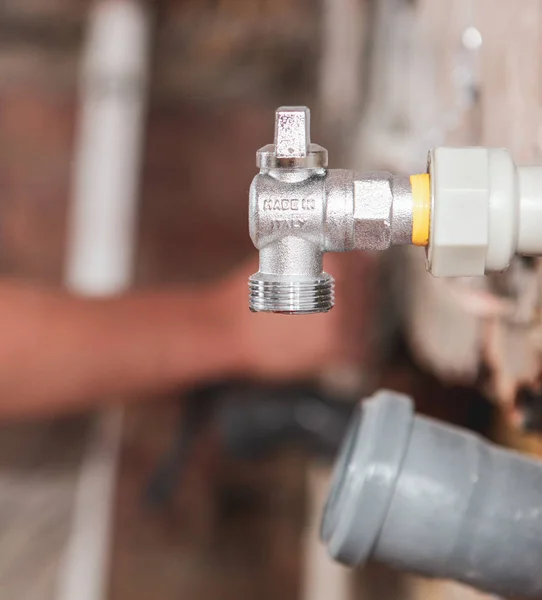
[428,147,489,277]
[353,174,393,251]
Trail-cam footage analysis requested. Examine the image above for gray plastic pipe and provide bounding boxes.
[321,390,542,598]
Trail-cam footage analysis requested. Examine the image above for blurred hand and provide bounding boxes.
[0,253,374,418]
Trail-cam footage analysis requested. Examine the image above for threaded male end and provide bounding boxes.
[248,273,334,315]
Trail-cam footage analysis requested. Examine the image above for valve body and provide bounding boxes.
[248,107,413,314]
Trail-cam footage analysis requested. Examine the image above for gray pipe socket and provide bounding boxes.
[321,390,542,598]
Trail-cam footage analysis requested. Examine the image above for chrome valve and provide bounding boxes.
[248,106,414,314]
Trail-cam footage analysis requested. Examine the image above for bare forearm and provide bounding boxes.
[0,282,242,417]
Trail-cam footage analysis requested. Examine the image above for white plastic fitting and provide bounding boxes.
[428,147,542,277]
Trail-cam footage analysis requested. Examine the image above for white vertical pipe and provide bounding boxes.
[65,0,150,295]
[57,409,124,600]
[302,464,352,600]
[57,2,151,600]
[319,0,363,135]
[304,2,359,598]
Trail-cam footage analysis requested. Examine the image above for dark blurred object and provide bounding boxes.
[144,382,354,508]
[515,385,542,433]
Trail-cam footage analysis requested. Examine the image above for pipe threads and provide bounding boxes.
[248,274,334,315]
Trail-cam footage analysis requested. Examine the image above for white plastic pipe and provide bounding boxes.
[427,147,542,277]
[319,0,363,134]
[309,3,360,599]
[302,464,352,600]
[518,167,542,256]
[65,0,150,295]
[57,2,151,600]
[57,409,124,600]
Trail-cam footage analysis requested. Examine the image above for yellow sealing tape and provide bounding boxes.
[410,173,431,247]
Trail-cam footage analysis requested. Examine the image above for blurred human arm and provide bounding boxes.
[0,258,346,418]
